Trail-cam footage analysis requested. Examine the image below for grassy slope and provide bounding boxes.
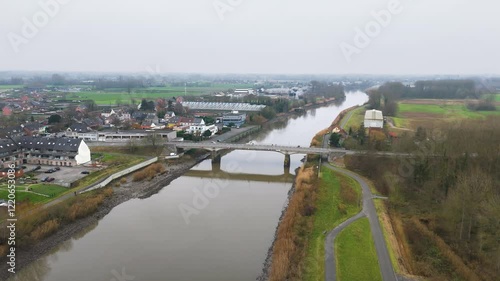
[335,217,383,281]
[343,106,366,130]
[302,167,361,281]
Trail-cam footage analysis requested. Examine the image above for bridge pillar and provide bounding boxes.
[284,163,290,175]
[211,161,221,173]
[211,151,222,164]
[284,154,291,168]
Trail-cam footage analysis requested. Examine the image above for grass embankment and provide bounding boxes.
[0,187,113,256]
[269,165,318,281]
[342,106,366,131]
[302,167,361,281]
[335,218,382,281]
[72,153,145,190]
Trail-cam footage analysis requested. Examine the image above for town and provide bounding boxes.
[1,1,499,281]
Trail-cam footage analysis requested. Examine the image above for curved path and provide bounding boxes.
[324,163,397,281]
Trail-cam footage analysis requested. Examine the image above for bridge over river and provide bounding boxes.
[165,141,412,167]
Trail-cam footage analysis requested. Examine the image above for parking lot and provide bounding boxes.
[25,165,101,187]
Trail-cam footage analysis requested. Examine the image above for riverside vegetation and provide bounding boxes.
[345,117,500,280]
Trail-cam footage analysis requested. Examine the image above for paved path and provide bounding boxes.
[340,107,358,129]
[324,163,397,281]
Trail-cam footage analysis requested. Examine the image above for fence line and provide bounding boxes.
[81,157,158,193]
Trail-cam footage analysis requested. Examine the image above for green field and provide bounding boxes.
[302,167,362,281]
[335,217,383,281]
[62,84,254,105]
[0,183,67,203]
[398,103,500,119]
[0,85,23,89]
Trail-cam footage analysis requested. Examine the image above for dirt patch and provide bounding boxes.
[401,99,466,106]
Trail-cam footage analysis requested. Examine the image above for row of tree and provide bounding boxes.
[345,116,500,280]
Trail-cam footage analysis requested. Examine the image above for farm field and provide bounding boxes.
[0,85,23,89]
[335,217,382,281]
[62,84,254,105]
[396,100,500,129]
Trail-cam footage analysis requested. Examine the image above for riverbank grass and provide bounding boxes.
[335,217,382,281]
[302,166,361,281]
[343,106,366,130]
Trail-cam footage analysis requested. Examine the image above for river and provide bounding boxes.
[9,91,368,281]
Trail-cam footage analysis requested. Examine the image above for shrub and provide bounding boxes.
[30,219,60,241]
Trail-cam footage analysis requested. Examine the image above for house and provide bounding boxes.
[0,136,92,167]
[18,136,91,166]
[222,111,246,127]
[2,106,12,116]
[83,117,103,130]
[66,123,98,141]
[101,109,116,118]
[164,111,175,120]
[331,126,347,137]
[364,109,384,129]
[22,123,47,136]
[0,139,23,168]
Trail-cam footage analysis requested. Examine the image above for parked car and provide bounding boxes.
[45,169,54,174]
[46,177,55,182]
[55,167,60,171]
[41,177,49,182]
[81,171,90,175]
[34,166,41,171]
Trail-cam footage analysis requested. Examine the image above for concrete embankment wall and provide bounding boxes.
[82,157,158,193]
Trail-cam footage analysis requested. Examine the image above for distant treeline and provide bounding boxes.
[368,79,495,116]
[407,80,477,99]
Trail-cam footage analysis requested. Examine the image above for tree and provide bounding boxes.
[51,74,66,86]
[203,130,212,138]
[48,114,62,124]
[173,103,185,115]
[110,116,122,127]
[329,133,341,147]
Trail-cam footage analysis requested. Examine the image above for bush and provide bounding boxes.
[30,219,60,241]
[133,163,165,182]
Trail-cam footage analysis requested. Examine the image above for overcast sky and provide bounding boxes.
[0,0,499,75]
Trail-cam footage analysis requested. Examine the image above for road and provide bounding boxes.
[167,141,354,155]
[324,163,397,281]
[340,107,358,129]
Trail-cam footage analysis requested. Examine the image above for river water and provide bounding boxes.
[10,91,368,281]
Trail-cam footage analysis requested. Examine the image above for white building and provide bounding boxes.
[364,109,384,128]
